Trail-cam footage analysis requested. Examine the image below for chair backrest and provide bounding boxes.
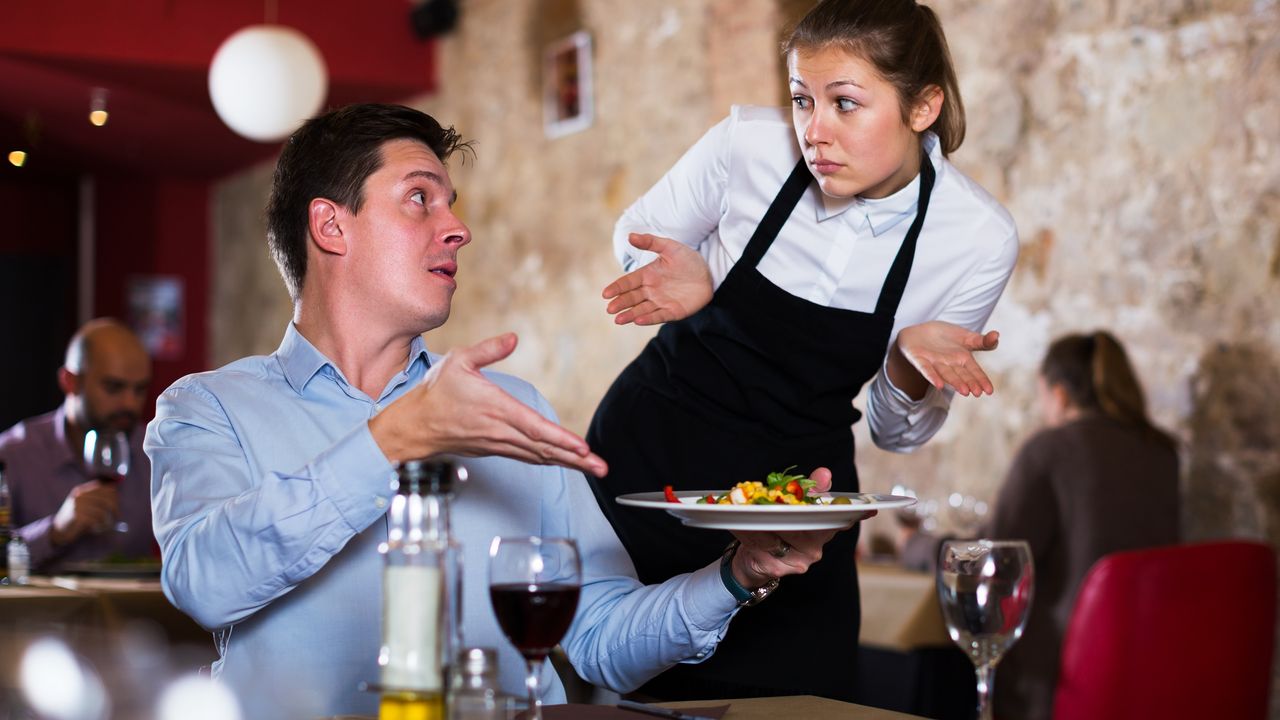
[1053,540,1277,720]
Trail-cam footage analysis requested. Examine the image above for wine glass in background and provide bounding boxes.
[937,539,1033,720]
[488,537,581,720]
[83,429,130,533]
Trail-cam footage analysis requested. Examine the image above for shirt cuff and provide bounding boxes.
[308,422,398,532]
[873,357,949,418]
[683,560,740,630]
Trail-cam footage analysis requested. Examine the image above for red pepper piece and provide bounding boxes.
[663,485,680,503]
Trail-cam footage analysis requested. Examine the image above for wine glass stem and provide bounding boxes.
[525,659,542,720]
[975,662,995,720]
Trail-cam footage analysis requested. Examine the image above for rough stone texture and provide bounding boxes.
[211,0,1280,709]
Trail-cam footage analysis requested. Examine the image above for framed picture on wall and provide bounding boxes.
[543,30,594,139]
[127,275,184,361]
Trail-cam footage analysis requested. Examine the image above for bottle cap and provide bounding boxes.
[394,459,459,495]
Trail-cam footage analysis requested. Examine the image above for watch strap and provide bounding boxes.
[719,540,780,607]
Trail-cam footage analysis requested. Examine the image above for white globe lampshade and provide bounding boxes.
[208,25,328,142]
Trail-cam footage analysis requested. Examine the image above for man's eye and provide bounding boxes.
[410,190,425,205]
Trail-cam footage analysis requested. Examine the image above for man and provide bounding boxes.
[0,318,154,572]
[147,104,856,720]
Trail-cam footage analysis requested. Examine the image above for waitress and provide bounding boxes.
[585,0,1020,702]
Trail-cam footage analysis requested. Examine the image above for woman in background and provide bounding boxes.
[585,0,1019,701]
[984,331,1180,720]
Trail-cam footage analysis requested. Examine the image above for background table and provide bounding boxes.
[1,575,215,718]
[853,562,975,719]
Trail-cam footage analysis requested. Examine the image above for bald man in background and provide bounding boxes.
[0,318,155,571]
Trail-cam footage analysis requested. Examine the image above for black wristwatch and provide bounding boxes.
[720,540,780,607]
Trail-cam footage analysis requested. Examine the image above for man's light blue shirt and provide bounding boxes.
[146,324,736,720]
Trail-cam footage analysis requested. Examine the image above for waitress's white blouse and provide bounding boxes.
[615,105,1019,452]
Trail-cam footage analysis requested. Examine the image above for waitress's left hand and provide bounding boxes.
[891,320,1000,398]
[728,467,876,588]
[603,233,713,325]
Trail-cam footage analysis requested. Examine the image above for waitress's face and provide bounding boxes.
[788,45,929,199]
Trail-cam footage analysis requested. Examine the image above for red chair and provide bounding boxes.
[1053,540,1277,720]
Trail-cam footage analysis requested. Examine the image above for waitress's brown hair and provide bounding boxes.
[1040,331,1177,450]
[784,0,966,155]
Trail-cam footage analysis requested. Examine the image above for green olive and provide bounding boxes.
[830,496,853,505]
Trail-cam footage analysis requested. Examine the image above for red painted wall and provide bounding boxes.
[94,177,209,416]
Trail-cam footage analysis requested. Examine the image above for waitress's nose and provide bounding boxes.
[803,109,830,147]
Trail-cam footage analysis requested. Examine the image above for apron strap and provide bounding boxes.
[874,155,936,317]
[737,159,813,270]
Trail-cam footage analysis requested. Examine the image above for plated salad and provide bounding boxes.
[662,468,856,506]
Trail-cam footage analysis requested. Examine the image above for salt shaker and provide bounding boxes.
[450,647,507,720]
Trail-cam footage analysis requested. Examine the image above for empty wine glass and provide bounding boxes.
[488,537,581,720]
[83,429,130,533]
[937,539,1034,720]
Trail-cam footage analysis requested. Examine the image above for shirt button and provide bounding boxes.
[375,497,387,509]
[695,652,706,659]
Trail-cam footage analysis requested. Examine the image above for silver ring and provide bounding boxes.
[769,539,791,559]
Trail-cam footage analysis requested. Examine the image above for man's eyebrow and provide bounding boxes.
[403,170,458,205]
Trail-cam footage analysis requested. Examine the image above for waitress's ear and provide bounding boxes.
[909,85,944,133]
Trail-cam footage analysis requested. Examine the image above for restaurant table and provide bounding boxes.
[662,695,927,719]
[853,562,975,719]
[336,695,928,720]
[0,575,215,687]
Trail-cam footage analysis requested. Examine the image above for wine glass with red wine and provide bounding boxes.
[488,536,582,720]
[83,429,130,533]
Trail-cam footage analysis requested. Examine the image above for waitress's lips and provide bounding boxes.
[810,157,843,174]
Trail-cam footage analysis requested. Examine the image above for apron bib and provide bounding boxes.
[587,156,935,699]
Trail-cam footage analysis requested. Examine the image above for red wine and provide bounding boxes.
[489,583,581,660]
[94,473,126,485]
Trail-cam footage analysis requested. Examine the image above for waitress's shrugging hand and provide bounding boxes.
[728,467,876,589]
[369,333,608,477]
[890,320,1001,398]
[603,233,713,325]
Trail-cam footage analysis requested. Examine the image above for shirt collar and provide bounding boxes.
[276,323,432,396]
[815,131,943,237]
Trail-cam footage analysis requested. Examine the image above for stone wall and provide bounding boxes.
[211,0,1280,709]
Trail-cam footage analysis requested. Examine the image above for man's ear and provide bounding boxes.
[57,367,80,396]
[910,85,944,133]
[308,198,347,256]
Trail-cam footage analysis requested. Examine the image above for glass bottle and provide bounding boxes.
[0,459,10,568]
[450,647,507,720]
[377,459,461,720]
[1,460,28,585]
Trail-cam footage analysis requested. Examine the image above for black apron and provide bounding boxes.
[586,155,935,701]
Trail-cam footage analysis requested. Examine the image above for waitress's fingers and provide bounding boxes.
[606,287,652,315]
[627,232,682,255]
[602,267,648,300]
[910,357,947,391]
[808,467,833,494]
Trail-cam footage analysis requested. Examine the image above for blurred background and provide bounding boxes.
[3,0,1278,711]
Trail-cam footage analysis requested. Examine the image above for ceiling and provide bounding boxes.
[0,0,442,180]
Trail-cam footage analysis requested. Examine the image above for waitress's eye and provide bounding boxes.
[791,95,812,111]
[836,97,860,112]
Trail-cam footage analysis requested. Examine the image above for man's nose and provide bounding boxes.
[440,215,471,247]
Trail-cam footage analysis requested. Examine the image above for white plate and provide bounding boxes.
[616,491,916,531]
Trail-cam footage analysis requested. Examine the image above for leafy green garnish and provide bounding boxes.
[765,466,816,493]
